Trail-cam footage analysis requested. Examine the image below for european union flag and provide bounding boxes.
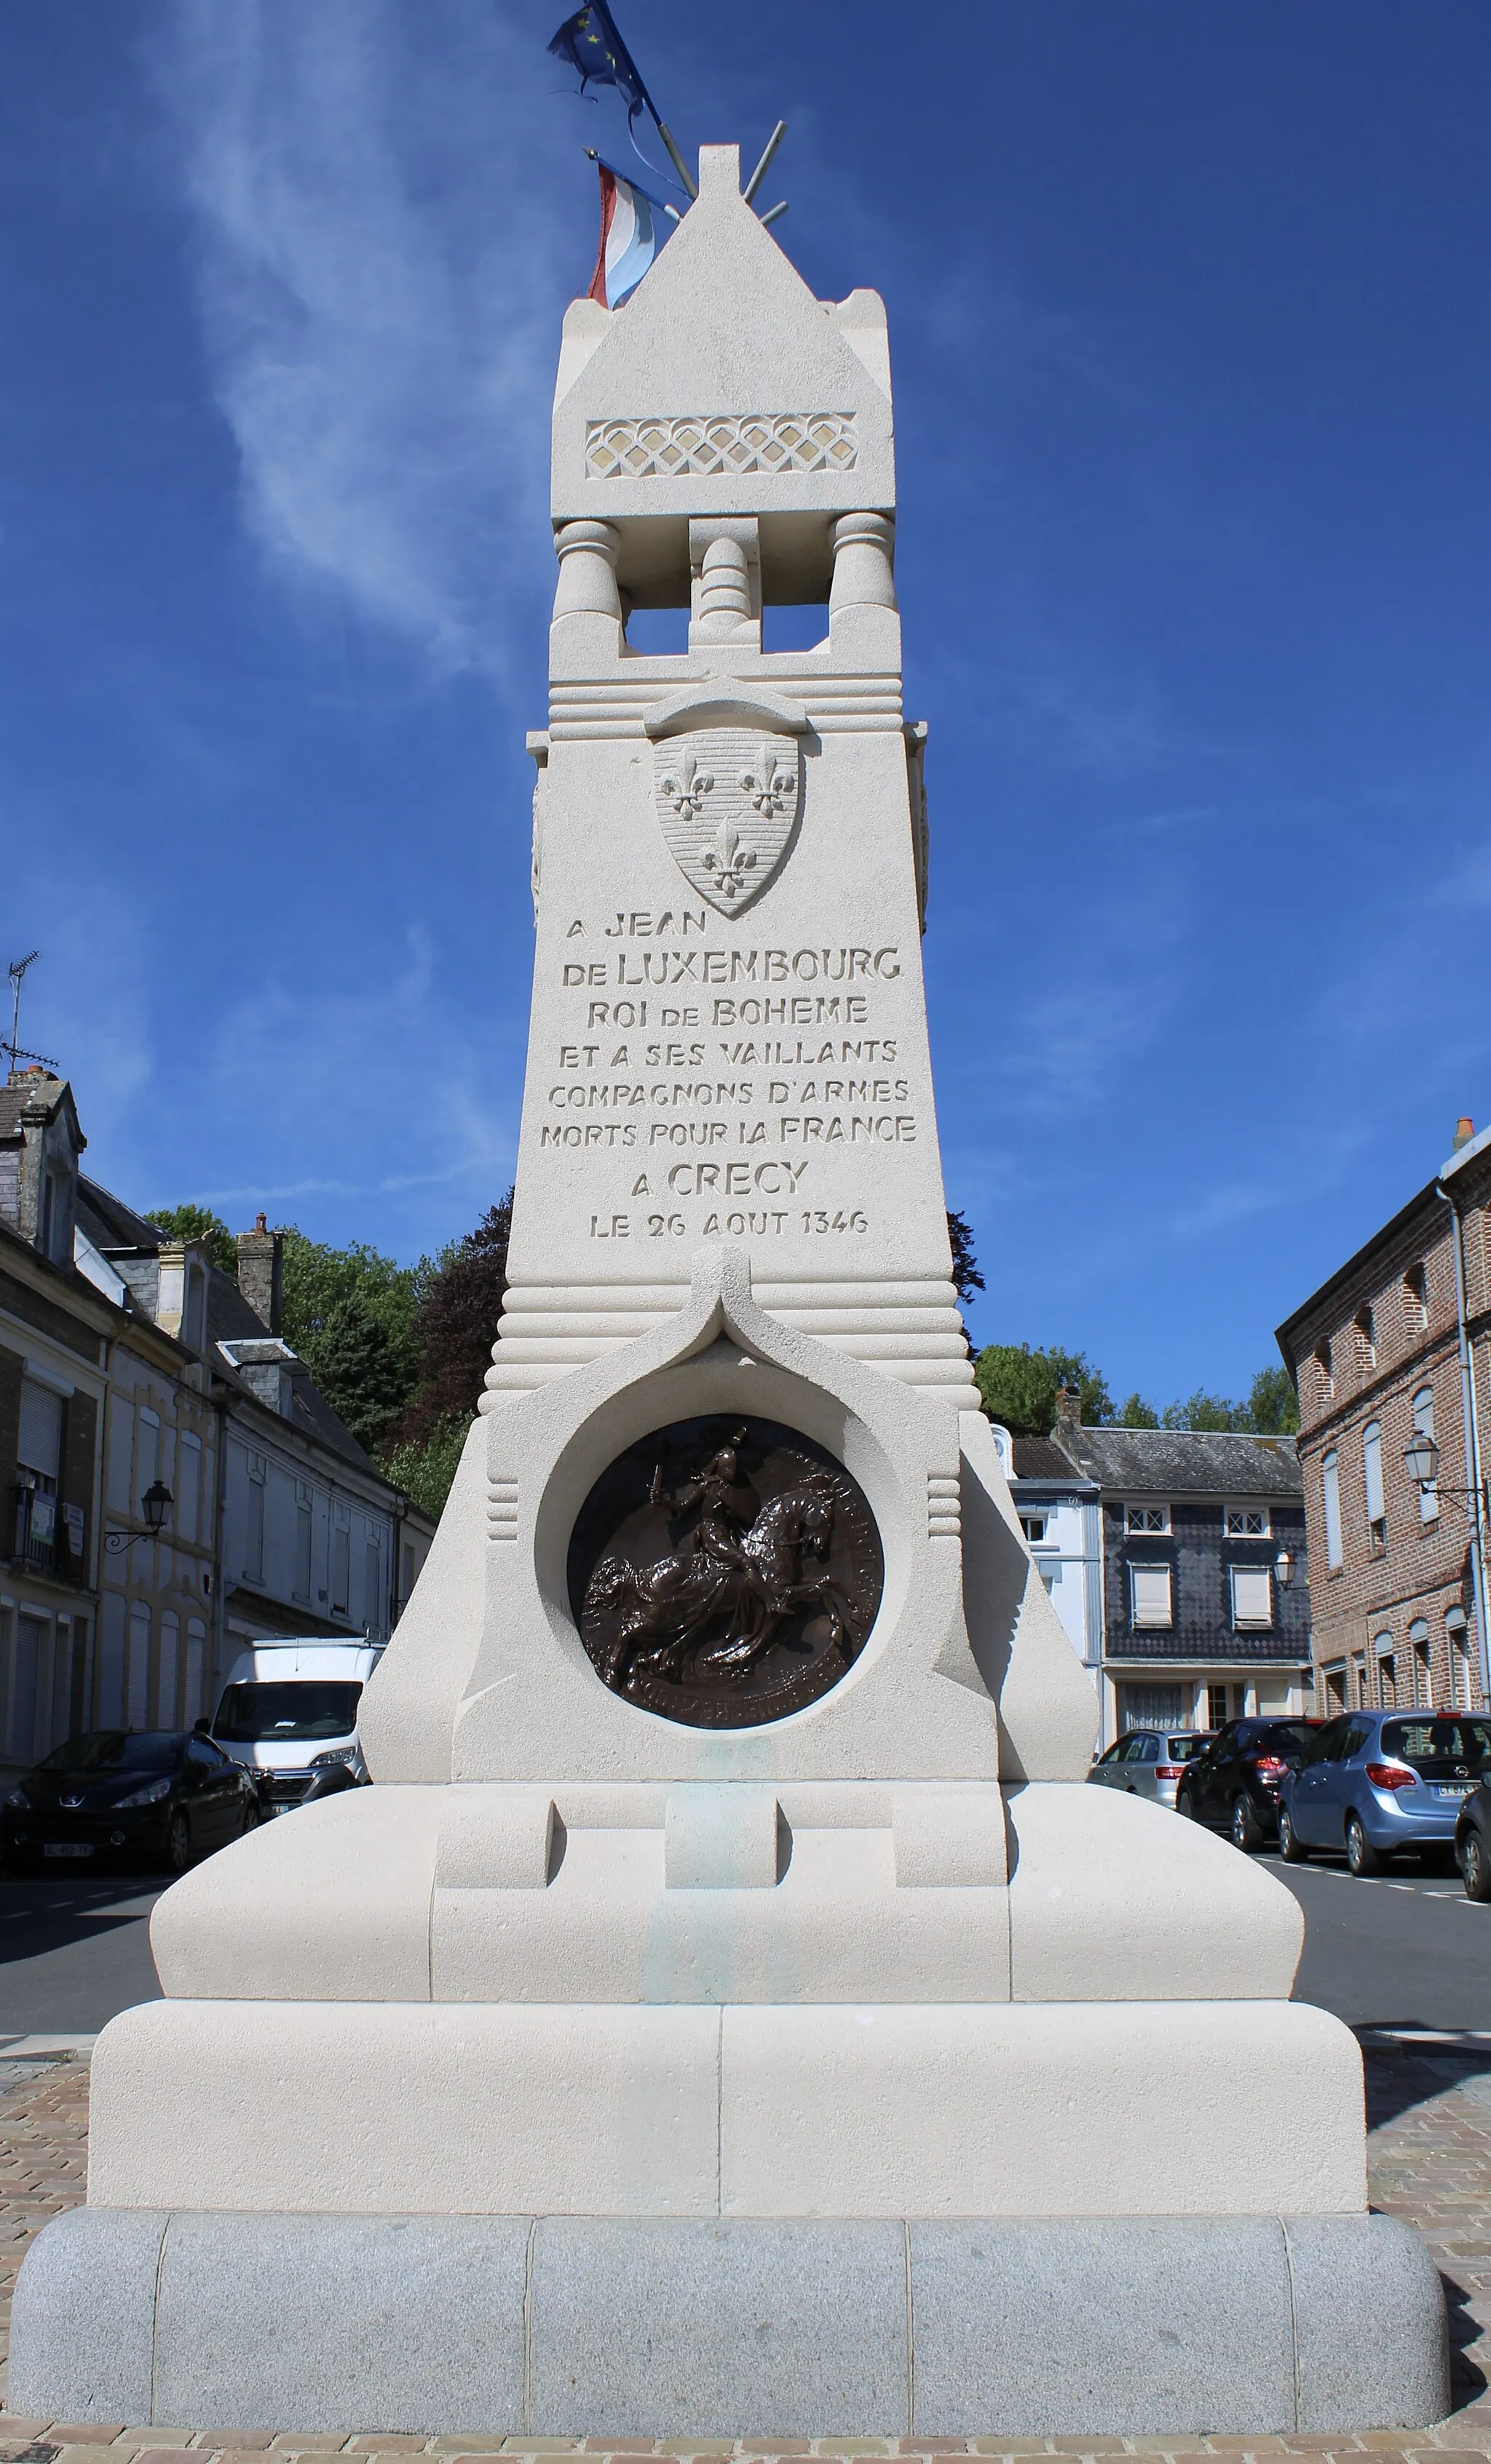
[548,2,653,132]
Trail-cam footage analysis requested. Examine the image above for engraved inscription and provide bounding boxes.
[585,411,857,480]
[569,1416,883,1727]
[537,923,925,1243]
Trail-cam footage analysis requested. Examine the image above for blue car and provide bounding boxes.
[1278,1709,1491,1875]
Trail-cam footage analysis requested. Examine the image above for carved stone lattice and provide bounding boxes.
[585,412,857,480]
[569,1415,884,1729]
[654,729,802,916]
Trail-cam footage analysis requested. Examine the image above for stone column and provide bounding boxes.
[828,511,899,664]
[550,518,623,668]
[689,518,761,650]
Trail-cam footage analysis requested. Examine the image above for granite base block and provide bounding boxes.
[9,2208,1450,2437]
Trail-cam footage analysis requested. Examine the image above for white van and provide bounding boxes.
[210,1638,382,1818]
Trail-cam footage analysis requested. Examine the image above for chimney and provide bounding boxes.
[237,1213,283,1334]
[1453,1117,1475,1153]
[1054,1382,1083,1438]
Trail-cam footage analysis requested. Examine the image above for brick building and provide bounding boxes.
[1276,1117,1490,1716]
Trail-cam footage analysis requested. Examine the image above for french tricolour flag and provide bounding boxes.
[587,159,671,309]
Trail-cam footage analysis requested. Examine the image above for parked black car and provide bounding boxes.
[1456,1780,1491,1902]
[2,1729,259,1874]
[1175,1718,1324,1852]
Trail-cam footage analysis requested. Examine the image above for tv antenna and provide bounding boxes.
[5,952,58,1078]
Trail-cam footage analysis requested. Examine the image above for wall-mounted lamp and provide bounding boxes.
[1273,1548,1294,1588]
[104,1481,174,1551]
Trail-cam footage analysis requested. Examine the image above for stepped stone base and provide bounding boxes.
[11,2206,1448,2438]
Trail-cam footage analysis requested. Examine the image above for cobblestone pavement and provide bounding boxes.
[1,2046,1487,2462]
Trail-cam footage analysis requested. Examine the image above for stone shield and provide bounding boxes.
[652,729,802,916]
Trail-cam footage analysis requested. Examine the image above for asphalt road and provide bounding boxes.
[0,1836,1488,2042]
[1259,1847,1491,2030]
[0,1874,163,2038]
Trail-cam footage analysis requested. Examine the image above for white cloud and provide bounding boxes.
[151,0,580,682]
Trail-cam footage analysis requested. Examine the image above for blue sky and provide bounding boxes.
[4,2,1490,1406]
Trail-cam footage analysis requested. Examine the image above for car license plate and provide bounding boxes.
[1436,1783,1476,1799]
[43,1842,95,1857]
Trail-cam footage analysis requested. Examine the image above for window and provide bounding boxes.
[1404,1263,1428,1330]
[331,1511,352,1613]
[15,1376,63,1572]
[1119,1683,1187,1732]
[1315,1339,1334,1398]
[1129,1563,1173,1628]
[177,1431,202,1546]
[127,1601,151,1728]
[1351,1653,1367,1709]
[1207,1683,1230,1730]
[135,1409,160,1512]
[245,1453,266,1583]
[1324,1663,1346,1713]
[186,1617,207,1724]
[1362,1420,1385,1550]
[1372,1631,1394,1708]
[1125,1504,1170,1535]
[1230,1566,1273,1630]
[98,1591,127,1726]
[1412,1386,1437,1523]
[1448,1610,1473,1711]
[1321,1450,1342,1569]
[1224,1506,1270,1538]
[363,1537,382,1633]
[1020,1515,1048,1544]
[1409,1617,1431,1707]
[158,1610,180,1727]
[294,1483,314,1600]
[1354,1304,1376,1368]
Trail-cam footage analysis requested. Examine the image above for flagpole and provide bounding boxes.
[743,122,786,205]
[650,117,697,200]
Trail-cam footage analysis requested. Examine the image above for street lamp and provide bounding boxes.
[1273,1548,1294,1588]
[103,1481,174,1552]
[1403,1430,1441,1491]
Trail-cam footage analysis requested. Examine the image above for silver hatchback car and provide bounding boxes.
[1088,1730,1214,1810]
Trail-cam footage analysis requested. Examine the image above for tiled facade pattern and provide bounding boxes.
[1278,1138,1491,1718]
[1,2048,1487,2456]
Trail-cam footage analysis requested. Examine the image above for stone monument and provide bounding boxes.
[13,145,1447,2439]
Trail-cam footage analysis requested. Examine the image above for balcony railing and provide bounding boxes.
[12,1486,87,1585]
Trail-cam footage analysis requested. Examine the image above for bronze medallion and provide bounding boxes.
[568,1415,885,1728]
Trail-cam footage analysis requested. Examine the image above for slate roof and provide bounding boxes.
[1011,1435,1091,1481]
[1052,1424,1302,1500]
[76,1177,170,1257]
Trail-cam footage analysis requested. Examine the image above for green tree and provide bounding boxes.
[381,1414,471,1521]
[277,1226,424,1401]
[974,1343,1112,1436]
[1161,1389,1243,1433]
[392,1195,513,1443]
[308,1292,412,1455]
[1116,1390,1160,1427]
[147,1203,237,1273]
[1243,1364,1300,1435]
[946,1209,984,1306]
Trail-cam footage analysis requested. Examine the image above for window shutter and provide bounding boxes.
[17,1379,63,1478]
[1130,1564,1172,1628]
[1230,1566,1273,1628]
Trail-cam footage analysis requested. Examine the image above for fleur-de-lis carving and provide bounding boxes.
[738,742,796,819]
[658,750,714,819]
[700,818,757,900]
